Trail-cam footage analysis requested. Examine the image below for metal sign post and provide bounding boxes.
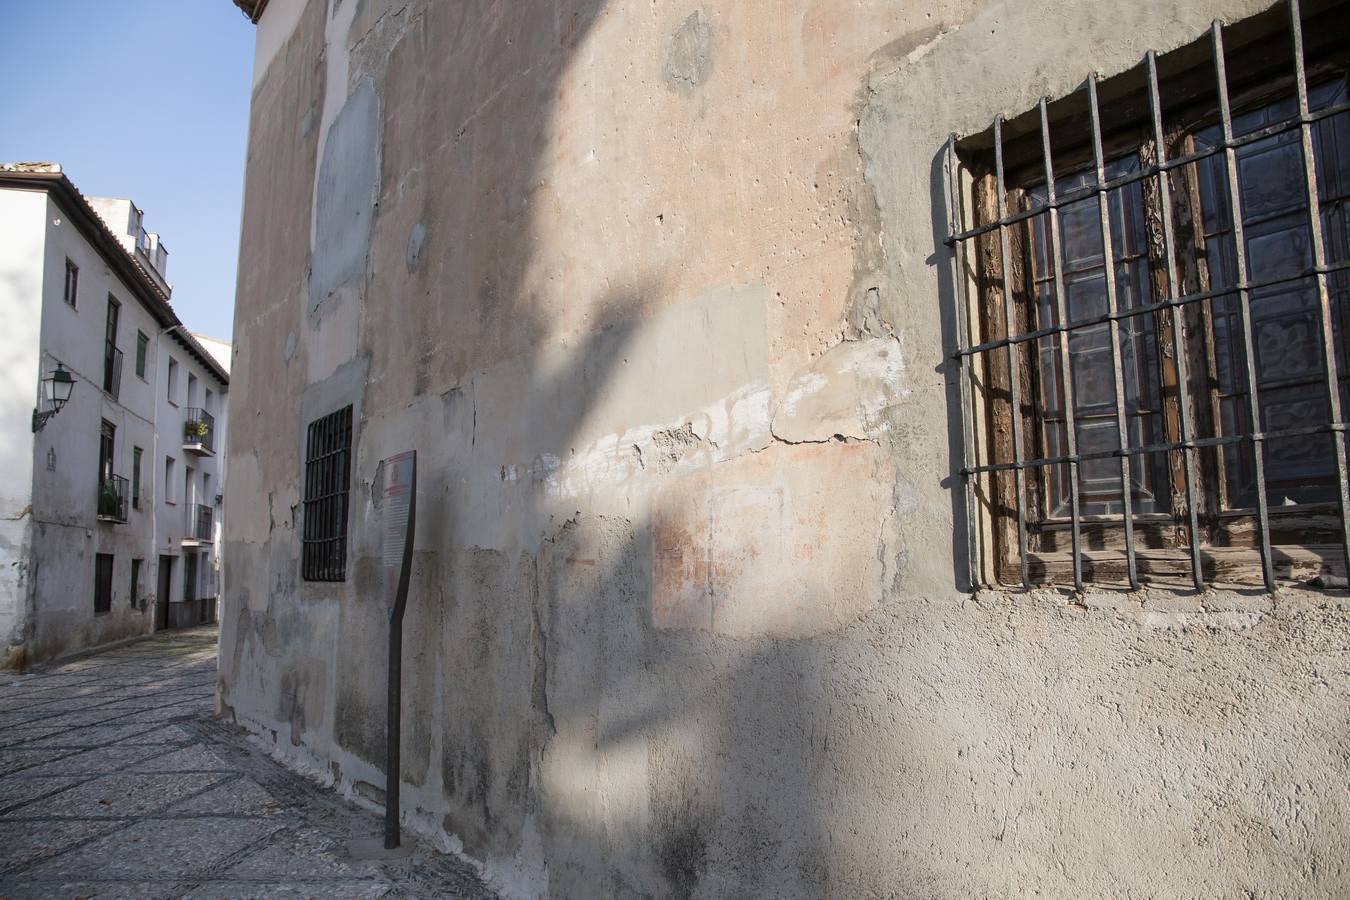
[380,450,416,850]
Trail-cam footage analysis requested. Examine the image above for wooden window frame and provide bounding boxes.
[950,0,1350,590]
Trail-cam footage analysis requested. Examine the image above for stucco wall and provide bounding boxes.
[24,192,162,662]
[221,0,1350,896]
[0,189,44,660]
[154,331,228,621]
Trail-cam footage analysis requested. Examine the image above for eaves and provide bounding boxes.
[0,168,230,387]
[232,0,269,24]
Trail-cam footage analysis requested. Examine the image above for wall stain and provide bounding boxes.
[664,11,714,93]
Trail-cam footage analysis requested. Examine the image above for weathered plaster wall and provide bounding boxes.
[27,193,162,663]
[0,189,44,663]
[154,331,229,624]
[222,0,1350,896]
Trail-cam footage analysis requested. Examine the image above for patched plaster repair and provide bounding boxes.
[222,1,1350,897]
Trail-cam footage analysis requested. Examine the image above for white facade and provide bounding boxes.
[86,196,171,296]
[154,329,229,631]
[0,163,229,667]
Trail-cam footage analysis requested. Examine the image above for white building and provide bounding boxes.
[153,325,229,631]
[0,162,229,667]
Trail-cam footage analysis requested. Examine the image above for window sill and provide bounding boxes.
[1001,543,1345,590]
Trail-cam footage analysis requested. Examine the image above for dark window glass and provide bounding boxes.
[302,406,353,582]
[94,554,114,614]
[130,558,142,607]
[136,332,149,379]
[98,420,115,484]
[1027,155,1169,517]
[1016,81,1350,520]
[1192,79,1350,509]
[132,446,143,509]
[64,259,79,307]
[103,296,121,396]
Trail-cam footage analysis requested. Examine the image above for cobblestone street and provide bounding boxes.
[0,628,496,899]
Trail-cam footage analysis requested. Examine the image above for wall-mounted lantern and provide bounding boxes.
[32,364,75,432]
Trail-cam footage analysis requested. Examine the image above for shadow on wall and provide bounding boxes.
[315,5,1350,899]
[236,1,922,897]
[385,5,871,886]
[929,147,975,593]
[356,3,844,895]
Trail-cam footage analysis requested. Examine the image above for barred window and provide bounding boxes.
[302,405,353,582]
[949,0,1350,590]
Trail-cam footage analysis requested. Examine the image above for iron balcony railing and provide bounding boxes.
[183,408,215,453]
[97,475,129,523]
[102,345,123,400]
[193,504,214,541]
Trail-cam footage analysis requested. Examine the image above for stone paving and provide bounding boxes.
[0,627,497,899]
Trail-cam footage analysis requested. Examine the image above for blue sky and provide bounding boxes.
[0,2,255,340]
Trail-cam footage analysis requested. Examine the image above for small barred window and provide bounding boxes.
[302,406,353,582]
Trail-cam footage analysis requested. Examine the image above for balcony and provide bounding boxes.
[183,504,214,546]
[97,475,129,523]
[182,408,215,456]
[102,346,123,401]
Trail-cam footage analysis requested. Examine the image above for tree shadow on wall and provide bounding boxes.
[302,1,926,897]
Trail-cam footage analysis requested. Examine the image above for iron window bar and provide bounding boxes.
[302,405,353,582]
[1146,50,1205,589]
[948,0,1350,589]
[194,504,214,541]
[1290,0,1350,582]
[993,117,1032,588]
[1039,97,1085,590]
[946,100,1350,247]
[948,133,983,592]
[1212,20,1275,590]
[97,474,130,524]
[1086,72,1141,589]
[962,421,1350,475]
[956,259,1350,357]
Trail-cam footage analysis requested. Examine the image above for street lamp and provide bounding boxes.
[32,364,75,432]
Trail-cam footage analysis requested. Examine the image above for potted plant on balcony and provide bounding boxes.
[99,478,119,516]
[184,420,209,442]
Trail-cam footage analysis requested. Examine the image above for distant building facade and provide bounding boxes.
[0,163,229,667]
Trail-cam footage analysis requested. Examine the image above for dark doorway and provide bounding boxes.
[183,552,198,605]
[156,555,173,631]
[94,554,114,614]
[130,558,142,609]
